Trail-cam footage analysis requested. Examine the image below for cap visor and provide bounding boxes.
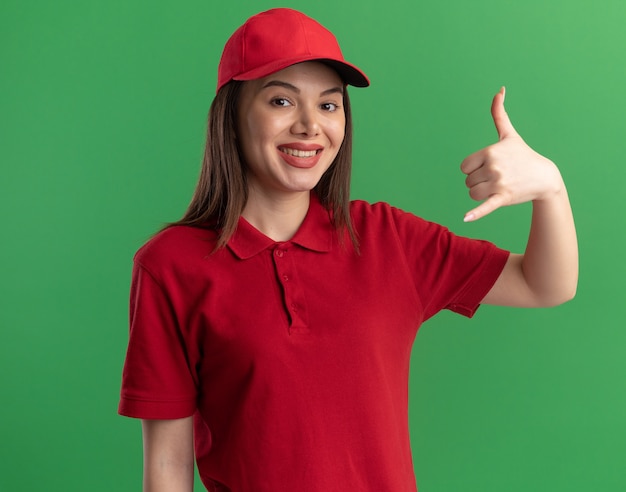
[233,56,369,87]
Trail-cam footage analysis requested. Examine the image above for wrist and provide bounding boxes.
[533,159,565,202]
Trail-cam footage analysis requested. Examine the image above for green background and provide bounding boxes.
[1,0,624,490]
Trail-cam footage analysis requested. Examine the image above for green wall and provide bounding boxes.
[1,0,624,490]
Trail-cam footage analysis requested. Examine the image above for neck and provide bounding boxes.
[241,189,311,242]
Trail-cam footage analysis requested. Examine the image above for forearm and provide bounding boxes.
[143,458,194,492]
[142,418,194,492]
[521,177,578,306]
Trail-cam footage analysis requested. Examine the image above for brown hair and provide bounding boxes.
[168,79,358,251]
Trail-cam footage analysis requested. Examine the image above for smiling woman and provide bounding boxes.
[237,62,347,240]
[118,7,577,492]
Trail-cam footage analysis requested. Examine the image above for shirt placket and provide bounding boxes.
[272,244,309,333]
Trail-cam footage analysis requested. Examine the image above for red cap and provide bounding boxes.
[217,8,370,93]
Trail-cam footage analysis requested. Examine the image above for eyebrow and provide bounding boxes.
[261,80,344,97]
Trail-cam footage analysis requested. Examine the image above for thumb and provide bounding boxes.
[491,86,518,140]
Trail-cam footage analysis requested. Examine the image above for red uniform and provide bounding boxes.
[119,194,509,491]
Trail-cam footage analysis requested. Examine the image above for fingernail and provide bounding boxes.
[464,213,475,222]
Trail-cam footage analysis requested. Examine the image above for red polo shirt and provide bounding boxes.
[119,195,509,491]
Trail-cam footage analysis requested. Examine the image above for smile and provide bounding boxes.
[278,147,321,158]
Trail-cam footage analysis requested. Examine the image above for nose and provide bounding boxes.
[290,105,320,137]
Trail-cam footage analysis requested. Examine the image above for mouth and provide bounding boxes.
[278,147,322,158]
[277,145,323,169]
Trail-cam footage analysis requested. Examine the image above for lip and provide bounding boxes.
[277,143,324,169]
[279,143,324,151]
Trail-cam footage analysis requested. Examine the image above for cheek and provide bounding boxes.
[243,113,286,150]
[239,118,269,160]
[328,109,346,142]
[330,120,346,147]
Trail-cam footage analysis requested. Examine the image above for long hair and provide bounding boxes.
[169,79,358,251]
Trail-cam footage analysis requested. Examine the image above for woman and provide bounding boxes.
[119,8,577,492]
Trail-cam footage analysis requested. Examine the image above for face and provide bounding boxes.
[237,62,346,202]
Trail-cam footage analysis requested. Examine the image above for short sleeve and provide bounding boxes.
[118,262,197,419]
[391,207,510,320]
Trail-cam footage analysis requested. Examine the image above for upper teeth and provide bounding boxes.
[280,147,318,158]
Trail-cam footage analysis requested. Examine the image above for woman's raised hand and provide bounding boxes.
[461,87,564,222]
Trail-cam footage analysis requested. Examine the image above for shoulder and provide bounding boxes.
[349,199,425,221]
[349,199,398,222]
[134,225,219,278]
[348,199,500,257]
[349,199,440,236]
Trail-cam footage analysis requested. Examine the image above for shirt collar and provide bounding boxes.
[227,193,334,260]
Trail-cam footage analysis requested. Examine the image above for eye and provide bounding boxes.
[320,102,340,112]
[271,97,292,107]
